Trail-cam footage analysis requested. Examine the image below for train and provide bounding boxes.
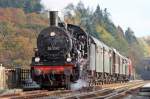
[31,11,133,89]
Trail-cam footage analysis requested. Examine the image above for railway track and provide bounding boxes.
[0,80,147,99]
[0,90,72,99]
[61,81,145,99]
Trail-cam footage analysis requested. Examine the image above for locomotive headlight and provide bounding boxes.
[66,57,72,62]
[35,57,40,62]
[50,32,56,36]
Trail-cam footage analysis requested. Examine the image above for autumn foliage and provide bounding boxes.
[0,8,48,68]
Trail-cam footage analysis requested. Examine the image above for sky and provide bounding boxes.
[41,0,150,37]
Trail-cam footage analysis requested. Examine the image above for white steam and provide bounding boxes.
[71,79,88,91]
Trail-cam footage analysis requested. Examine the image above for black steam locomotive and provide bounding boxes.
[31,11,89,89]
[31,11,132,89]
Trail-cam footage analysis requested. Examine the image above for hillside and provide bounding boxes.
[0,8,48,68]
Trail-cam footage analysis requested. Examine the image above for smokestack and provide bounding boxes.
[49,11,58,26]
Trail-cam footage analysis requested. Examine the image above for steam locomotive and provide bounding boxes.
[31,11,132,89]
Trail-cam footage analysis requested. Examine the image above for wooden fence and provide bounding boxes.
[0,66,30,89]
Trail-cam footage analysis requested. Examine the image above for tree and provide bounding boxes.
[0,21,14,38]
[0,0,43,13]
[96,24,115,46]
[125,28,138,44]
[93,5,103,25]
[0,8,47,67]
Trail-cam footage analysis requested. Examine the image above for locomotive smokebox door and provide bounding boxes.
[49,11,58,26]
